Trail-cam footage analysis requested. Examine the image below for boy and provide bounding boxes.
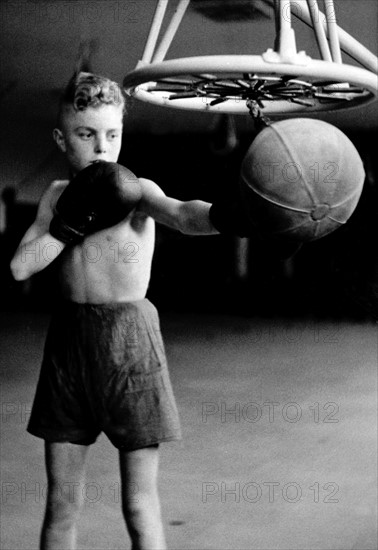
[10,72,218,550]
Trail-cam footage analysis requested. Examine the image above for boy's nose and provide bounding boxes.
[94,136,107,154]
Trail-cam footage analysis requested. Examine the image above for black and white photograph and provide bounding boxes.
[0,1,377,549]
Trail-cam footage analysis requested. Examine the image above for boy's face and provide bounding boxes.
[54,103,123,175]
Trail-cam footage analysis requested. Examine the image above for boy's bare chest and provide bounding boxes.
[58,216,155,280]
[80,223,148,264]
[56,216,155,302]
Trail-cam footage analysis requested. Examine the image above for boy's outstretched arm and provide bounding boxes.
[138,178,219,235]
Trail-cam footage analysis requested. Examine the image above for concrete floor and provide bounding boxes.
[0,310,377,550]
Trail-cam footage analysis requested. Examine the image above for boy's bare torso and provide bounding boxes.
[50,180,155,303]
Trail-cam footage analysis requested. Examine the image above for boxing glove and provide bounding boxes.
[209,195,302,259]
[209,194,251,237]
[49,161,142,244]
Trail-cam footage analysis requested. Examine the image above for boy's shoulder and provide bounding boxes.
[45,179,69,200]
[37,179,69,217]
[50,179,69,191]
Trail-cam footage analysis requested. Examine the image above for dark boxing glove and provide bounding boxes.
[209,195,302,260]
[49,161,142,244]
[209,197,251,237]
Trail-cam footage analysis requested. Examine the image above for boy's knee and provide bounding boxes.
[46,484,83,521]
[122,491,160,522]
[122,492,165,548]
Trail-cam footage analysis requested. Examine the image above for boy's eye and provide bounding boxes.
[78,131,92,139]
[108,132,119,140]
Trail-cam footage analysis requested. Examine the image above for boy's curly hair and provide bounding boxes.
[57,72,126,127]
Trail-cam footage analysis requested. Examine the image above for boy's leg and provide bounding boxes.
[40,441,90,550]
[119,444,166,550]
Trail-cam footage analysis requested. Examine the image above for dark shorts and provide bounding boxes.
[27,299,181,450]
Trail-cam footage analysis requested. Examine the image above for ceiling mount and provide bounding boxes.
[123,0,378,115]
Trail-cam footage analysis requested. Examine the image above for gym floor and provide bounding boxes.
[1,309,377,550]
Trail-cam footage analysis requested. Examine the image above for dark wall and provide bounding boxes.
[2,130,377,320]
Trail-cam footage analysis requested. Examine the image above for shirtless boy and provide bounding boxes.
[10,71,218,550]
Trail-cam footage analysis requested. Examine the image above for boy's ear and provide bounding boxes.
[53,128,67,153]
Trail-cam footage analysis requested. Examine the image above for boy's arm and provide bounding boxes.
[137,177,301,259]
[137,178,219,235]
[10,182,67,281]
